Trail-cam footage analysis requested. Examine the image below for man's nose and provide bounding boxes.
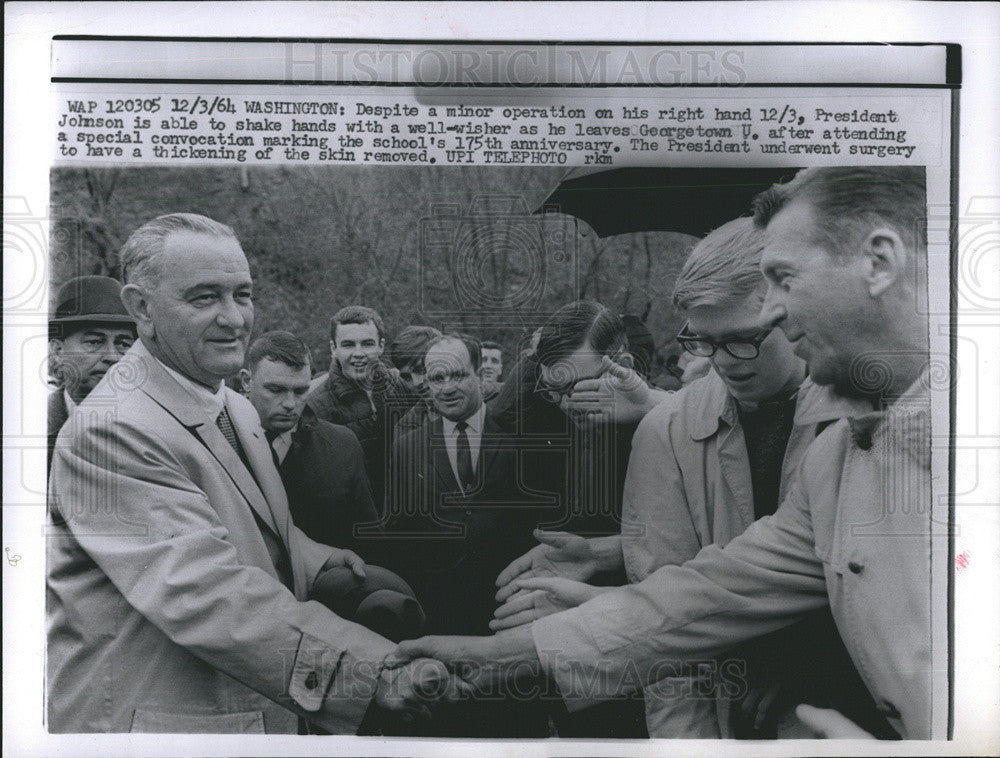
[280,393,297,410]
[759,284,788,330]
[99,342,119,363]
[215,295,246,328]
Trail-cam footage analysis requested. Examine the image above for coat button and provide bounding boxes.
[876,700,901,719]
[304,671,319,690]
[848,561,864,574]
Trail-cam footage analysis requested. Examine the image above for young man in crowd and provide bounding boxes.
[385,324,442,436]
[479,339,504,382]
[241,330,378,553]
[306,305,409,507]
[47,275,135,469]
[393,166,941,741]
[494,217,888,738]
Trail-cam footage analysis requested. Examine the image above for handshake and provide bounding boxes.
[370,528,622,723]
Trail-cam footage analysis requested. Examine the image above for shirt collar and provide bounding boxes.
[155,358,226,415]
[441,402,486,436]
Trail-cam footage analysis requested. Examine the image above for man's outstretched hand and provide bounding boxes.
[495,529,620,603]
[491,576,613,631]
[386,627,538,695]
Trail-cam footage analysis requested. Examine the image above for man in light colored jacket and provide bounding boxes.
[393,166,945,740]
[47,213,462,733]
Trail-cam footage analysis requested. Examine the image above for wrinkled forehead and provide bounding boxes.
[159,231,250,281]
[253,357,311,387]
[425,339,472,372]
[334,321,381,343]
[759,198,826,269]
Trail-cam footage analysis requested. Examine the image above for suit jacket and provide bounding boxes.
[278,410,380,553]
[306,361,412,507]
[46,341,395,734]
[378,411,555,636]
[489,353,638,537]
[47,389,70,472]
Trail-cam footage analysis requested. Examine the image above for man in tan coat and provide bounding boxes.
[47,213,460,733]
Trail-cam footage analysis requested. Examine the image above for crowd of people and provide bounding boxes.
[46,165,939,740]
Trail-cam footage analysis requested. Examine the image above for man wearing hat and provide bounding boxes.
[48,275,136,469]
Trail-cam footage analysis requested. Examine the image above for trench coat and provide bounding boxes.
[533,375,943,740]
[619,371,871,737]
[47,341,395,733]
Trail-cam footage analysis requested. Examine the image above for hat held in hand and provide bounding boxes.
[310,564,426,643]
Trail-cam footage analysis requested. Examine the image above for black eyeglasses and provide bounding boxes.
[676,323,773,360]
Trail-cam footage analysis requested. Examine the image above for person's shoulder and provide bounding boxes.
[639,374,710,425]
[311,416,362,447]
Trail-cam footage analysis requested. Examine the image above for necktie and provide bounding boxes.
[216,406,293,589]
[455,420,475,493]
[217,405,251,470]
[265,429,282,469]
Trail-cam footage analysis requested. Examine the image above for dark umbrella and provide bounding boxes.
[536,166,802,238]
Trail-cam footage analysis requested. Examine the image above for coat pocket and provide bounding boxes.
[130,708,266,733]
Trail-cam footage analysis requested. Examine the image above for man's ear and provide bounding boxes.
[329,339,337,357]
[862,227,906,297]
[120,283,153,328]
[238,368,252,393]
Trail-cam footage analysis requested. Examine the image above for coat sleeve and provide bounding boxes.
[531,463,829,713]
[50,417,396,733]
[620,403,705,580]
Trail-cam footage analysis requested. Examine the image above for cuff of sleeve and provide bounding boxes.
[532,608,612,714]
[288,626,396,733]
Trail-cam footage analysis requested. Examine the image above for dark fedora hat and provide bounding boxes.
[310,564,426,643]
[51,276,134,326]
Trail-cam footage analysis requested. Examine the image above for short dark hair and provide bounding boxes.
[330,305,386,343]
[536,301,627,366]
[480,340,502,353]
[752,166,927,262]
[386,325,442,370]
[426,333,482,373]
[246,330,312,371]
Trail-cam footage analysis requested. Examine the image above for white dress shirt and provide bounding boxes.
[269,427,295,465]
[156,359,226,415]
[440,403,486,488]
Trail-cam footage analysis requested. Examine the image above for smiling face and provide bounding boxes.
[425,338,483,422]
[132,231,253,387]
[685,288,805,404]
[479,348,503,381]
[760,200,876,394]
[244,357,312,434]
[332,321,384,383]
[51,325,135,401]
